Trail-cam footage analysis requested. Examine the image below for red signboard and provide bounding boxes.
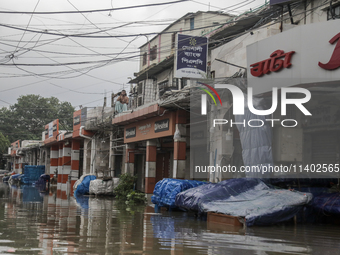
[318,32,340,70]
[250,49,295,77]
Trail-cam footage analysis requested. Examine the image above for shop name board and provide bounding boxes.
[155,119,169,133]
[73,116,80,126]
[247,20,340,95]
[318,32,340,70]
[123,112,175,143]
[250,50,295,77]
[250,33,340,77]
[48,124,57,138]
[125,127,136,138]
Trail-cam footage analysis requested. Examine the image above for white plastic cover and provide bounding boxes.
[235,94,273,178]
[89,178,120,195]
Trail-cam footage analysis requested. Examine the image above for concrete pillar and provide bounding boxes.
[50,145,59,178]
[56,142,71,198]
[145,139,157,195]
[58,143,63,183]
[125,143,135,175]
[90,136,96,174]
[83,139,91,174]
[173,111,187,179]
[61,142,71,184]
[70,140,80,193]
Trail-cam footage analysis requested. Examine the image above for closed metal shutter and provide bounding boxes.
[312,132,338,164]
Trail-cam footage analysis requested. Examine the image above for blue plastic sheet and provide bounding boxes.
[175,178,263,212]
[151,178,206,208]
[23,165,45,185]
[11,174,22,180]
[269,178,338,187]
[35,174,50,186]
[175,178,312,226]
[312,193,340,214]
[22,186,44,203]
[74,175,96,196]
[75,195,90,209]
[295,187,330,223]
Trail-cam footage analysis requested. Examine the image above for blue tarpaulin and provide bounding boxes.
[35,174,50,186]
[22,186,44,203]
[151,178,206,208]
[11,174,22,180]
[295,187,330,223]
[175,178,312,226]
[74,175,96,196]
[312,193,340,214]
[23,165,45,185]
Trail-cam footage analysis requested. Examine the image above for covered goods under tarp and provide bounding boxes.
[152,178,206,208]
[35,174,50,186]
[312,192,340,215]
[175,178,312,226]
[89,178,119,195]
[74,175,96,196]
[23,165,45,185]
[8,174,23,184]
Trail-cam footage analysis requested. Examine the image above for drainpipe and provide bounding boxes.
[79,126,93,140]
[79,126,95,174]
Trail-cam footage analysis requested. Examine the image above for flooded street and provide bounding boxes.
[0,183,339,255]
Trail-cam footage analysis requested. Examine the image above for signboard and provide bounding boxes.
[44,119,59,143]
[155,119,169,133]
[124,112,176,143]
[247,19,340,95]
[174,34,208,79]
[125,127,136,139]
[73,116,80,126]
[48,122,53,138]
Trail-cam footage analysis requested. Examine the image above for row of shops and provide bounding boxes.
[4,1,340,199]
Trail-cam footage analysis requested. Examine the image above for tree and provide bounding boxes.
[0,132,10,154]
[0,95,74,142]
[0,132,10,169]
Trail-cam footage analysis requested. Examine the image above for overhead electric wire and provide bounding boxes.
[0,0,322,103]
[0,0,190,14]
[12,0,41,55]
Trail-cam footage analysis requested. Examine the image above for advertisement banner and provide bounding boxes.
[174,34,208,79]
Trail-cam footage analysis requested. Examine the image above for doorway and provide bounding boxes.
[156,152,170,183]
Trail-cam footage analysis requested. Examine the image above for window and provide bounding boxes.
[142,52,147,66]
[190,17,194,30]
[182,78,188,87]
[210,71,215,79]
[171,33,176,49]
[150,45,157,61]
[327,4,340,20]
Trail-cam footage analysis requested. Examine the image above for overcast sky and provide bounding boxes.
[0,0,265,110]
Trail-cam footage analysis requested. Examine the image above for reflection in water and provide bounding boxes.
[0,183,339,254]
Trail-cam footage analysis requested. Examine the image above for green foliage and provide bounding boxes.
[0,132,10,154]
[0,132,10,169]
[126,190,147,204]
[0,95,74,142]
[114,174,146,204]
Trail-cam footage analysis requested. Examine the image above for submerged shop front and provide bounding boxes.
[113,105,188,199]
[246,19,340,178]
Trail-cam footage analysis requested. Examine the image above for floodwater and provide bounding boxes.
[0,183,339,255]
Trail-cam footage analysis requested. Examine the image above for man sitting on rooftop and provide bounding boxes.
[113,90,129,113]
